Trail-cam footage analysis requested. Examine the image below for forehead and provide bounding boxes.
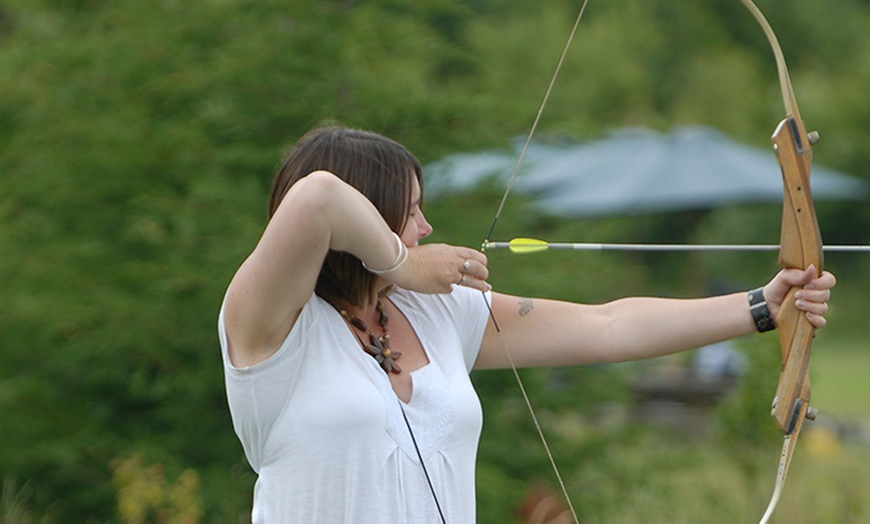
[409,173,421,201]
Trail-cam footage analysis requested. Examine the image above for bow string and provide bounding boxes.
[480,2,590,523]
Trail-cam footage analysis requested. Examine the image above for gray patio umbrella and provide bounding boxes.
[425,126,867,216]
[424,140,562,198]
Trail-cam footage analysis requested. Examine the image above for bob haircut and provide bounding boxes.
[268,125,424,307]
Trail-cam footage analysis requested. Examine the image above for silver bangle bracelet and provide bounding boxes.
[362,232,408,275]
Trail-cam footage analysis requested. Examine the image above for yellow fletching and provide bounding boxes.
[508,237,549,254]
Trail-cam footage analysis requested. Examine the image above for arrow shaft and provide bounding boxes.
[483,241,870,252]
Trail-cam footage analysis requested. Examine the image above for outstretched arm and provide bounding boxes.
[474,266,834,370]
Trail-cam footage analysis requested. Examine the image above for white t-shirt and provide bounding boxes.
[218,286,491,523]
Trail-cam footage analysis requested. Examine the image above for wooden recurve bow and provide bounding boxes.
[738,1,823,522]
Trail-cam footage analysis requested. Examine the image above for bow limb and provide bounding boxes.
[739,1,823,521]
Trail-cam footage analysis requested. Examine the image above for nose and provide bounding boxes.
[417,212,433,239]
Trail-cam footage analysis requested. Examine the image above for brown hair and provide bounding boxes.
[268,125,423,307]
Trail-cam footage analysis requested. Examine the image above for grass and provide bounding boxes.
[811,337,870,419]
[801,264,870,420]
[569,434,870,523]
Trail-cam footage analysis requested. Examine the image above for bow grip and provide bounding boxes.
[770,116,823,434]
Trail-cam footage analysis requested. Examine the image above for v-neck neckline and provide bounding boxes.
[331,294,432,403]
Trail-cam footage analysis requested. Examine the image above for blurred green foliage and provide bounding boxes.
[110,454,202,524]
[1,0,868,521]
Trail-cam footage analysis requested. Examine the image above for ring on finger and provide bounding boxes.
[458,275,466,286]
[462,260,471,272]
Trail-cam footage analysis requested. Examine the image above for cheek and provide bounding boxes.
[400,214,429,245]
[399,222,417,246]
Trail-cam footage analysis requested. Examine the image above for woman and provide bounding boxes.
[218,126,835,523]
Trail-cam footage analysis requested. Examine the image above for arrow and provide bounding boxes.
[483,237,870,254]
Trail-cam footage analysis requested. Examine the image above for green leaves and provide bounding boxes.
[1,0,868,521]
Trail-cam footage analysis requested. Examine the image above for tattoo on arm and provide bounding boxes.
[518,297,533,316]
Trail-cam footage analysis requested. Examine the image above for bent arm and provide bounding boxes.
[223,171,491,368]
[224,171,403,367]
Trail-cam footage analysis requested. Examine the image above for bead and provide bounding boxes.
[350,317,368,332]
[338,299,402,374]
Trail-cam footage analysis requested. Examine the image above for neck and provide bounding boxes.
[335,285,394,316]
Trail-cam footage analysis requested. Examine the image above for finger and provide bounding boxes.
[782,266,816,286]
[795,296,829,316]
[464,248,488,266]
[460,275,492,292]
[804,270,837,290]
[771,267,815,297]
[805,311,828,329]
[459,258,489,281]
[795,288,831,304]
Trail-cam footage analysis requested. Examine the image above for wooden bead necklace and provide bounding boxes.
[339,299,402,374]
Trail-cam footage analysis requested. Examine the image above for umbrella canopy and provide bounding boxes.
[424,126,867,216]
